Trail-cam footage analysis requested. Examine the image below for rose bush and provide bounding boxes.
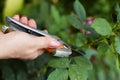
[0,0,120,80]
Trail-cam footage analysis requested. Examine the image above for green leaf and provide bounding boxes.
[74,56,92,70]
[115,3,120,22]
[40,0,49,21]
[17,70,27,80]
[84,48,98,59]
[116,54,120,68]
[68,33,86,47]
[47,69,68,80]
[35,54,51,69]
[104,49,116,66]
[91,18,112,36]
[2,66,15,80]
[47,58,70,68]
[51,5,60,24]
[75,33,86,47]
[69,65,88,80]
[36,72,45,80]
[97,68,106,80]
[69,15,83,29]
[74,0,86,21]
[114,36,120,54]
[97,42,109,54]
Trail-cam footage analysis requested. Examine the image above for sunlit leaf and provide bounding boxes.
[91,18,112,36]
[47,69,68,80]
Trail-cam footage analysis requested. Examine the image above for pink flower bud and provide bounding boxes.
[87,20,93,25]
[85,30,91,34]
[86,16,95,25]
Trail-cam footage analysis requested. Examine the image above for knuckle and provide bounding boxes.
[44,37,52,46]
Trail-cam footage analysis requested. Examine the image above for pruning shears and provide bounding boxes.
[2,16,72,57]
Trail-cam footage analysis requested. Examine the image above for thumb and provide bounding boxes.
[34,37,61,49]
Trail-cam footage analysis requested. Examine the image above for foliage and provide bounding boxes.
[0,0,120,80]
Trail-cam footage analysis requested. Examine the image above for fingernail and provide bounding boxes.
[50,40,61,48]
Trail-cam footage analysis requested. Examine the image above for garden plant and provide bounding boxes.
[0,0,120,80]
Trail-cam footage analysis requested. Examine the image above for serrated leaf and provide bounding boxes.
[74,56,92,70]
[114,36,120,54]
[69,65,87,80]
[91,18,112,36]
[69,15,83,29]
[74,0,86,21]
[47,58,70,68]
[47,69,68,80]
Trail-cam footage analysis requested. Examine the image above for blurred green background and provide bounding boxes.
[0,0,120,80]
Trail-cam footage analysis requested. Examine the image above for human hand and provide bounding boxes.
[0,14,61,60]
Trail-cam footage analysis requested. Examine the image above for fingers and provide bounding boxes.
[22,50,44,60]
[31,50,44,60]
[38,49,44,55]
[28,19,37,29]
[44,29,48,33]
[13,14,37,29]
[13,14,20,21]
[34,37,61,49]
[20,16,28,25]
